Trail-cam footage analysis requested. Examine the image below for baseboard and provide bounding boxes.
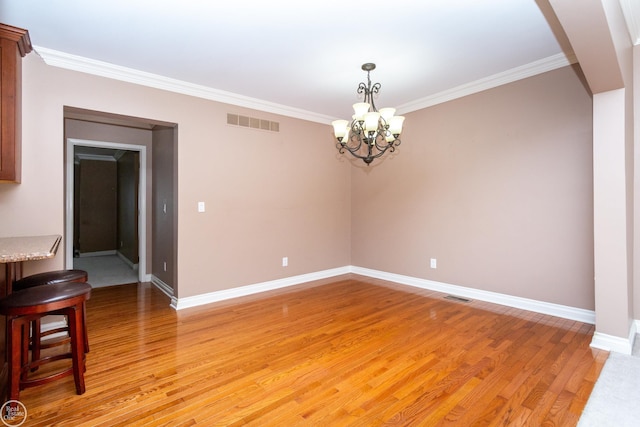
[590,321,637,354]
[116,251,139,271]
[170,265,596,327]
[350,266,596,324]
[78,250,117,257]
[171,266,351,310]
[40,315,69,342]
[151,275,174,298]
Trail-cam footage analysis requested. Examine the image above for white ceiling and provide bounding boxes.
[2,0,639,123]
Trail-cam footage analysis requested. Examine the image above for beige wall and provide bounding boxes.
[351,66,594,309]
[0,54,352,298]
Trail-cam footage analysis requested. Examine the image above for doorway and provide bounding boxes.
[65,138,147,286]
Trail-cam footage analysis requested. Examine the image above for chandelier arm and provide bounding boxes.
[372,139,390,151]
[343,132,364,152]
[368,82,381,111]
[340,141,393,164]
[357,82,368,98]
[372,134,400,151]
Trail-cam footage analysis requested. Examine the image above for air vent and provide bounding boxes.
[444,295,471,303]
[227,113,279,132]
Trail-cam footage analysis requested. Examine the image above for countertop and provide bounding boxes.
[0,235,62,263]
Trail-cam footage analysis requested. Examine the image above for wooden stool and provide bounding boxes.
[0,282,92,401]
[13,269,89,362]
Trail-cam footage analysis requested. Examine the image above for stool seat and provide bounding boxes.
[1,281,92,314]
[0,281,91,401]
[13,269,88,291]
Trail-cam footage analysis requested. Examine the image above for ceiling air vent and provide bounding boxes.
[227,113,279,132]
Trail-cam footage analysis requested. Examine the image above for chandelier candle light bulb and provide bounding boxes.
[331,63,405,165]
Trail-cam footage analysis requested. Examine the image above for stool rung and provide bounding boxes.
[20,367,74,389]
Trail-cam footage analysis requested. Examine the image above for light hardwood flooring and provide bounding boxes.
[17,275,607,426]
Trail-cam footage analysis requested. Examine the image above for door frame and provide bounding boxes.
[65,138,147,282]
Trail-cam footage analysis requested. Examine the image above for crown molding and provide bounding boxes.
[36,46,578,124]
[396,52,578,115]
[34,46,336,125]
[619,0,640,45]
[75,153,116,162]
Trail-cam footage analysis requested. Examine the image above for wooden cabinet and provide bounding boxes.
[0,24,32,183]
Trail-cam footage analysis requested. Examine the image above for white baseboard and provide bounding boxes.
[170,265,596,327]
[151,275,174,298]
[79,250,116,257]
[40,315,69,342]
[590,321,637,355]
[171,266,351,310]
[351,266,596,324]
[116,251,139,271]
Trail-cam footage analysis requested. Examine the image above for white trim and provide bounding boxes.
[40,316,69,342]
[65,138,147,283]
[619,0,640,46]
[75,153,117,162]
[151,275,174,298]
[395,53,578,115]
[36,46,578,122]
[116,251,138,270]
[78,250,117,257]
[590,321,637,355]
[171,265,595,326]
[35,46,335,125]
[351,266,596,324]
[171,267,350,310]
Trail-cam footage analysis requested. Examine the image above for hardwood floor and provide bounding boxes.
[16,276,607,426]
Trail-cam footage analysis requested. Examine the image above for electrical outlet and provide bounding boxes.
[430,258,437,269]
[198,201,205,212]
[282,257,288,267]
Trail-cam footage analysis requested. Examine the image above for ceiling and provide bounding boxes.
[2,1,639,124]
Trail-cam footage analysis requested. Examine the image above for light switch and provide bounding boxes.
[198,201,205,212]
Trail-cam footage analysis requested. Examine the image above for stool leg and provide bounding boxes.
[8,317,24,401]
[21,320,30,382]
[30,318,42,371]
[83,301,89,353]
[67,306,86,395]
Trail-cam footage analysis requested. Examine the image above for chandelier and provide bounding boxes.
[331,63,405,165]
